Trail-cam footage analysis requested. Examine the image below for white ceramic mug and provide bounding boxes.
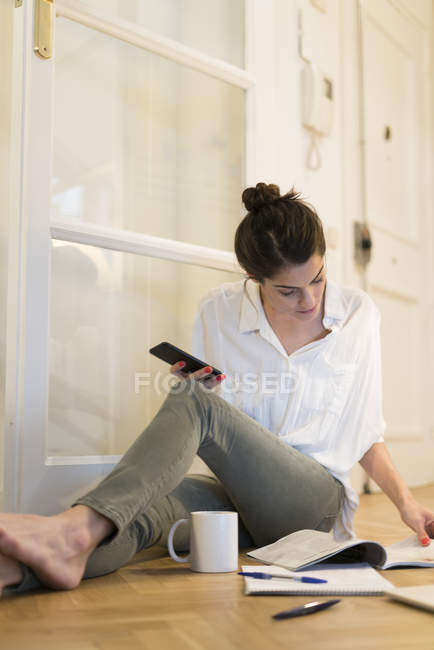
[167,510,238,573]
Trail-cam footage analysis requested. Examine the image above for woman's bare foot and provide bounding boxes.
[0,505,115,591]
[0,553,23,595]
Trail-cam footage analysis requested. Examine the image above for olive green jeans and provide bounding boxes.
[6,378,344,593]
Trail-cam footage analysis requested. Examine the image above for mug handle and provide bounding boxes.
[168,518,190,563]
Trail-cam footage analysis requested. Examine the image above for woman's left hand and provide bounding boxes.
[360,443,434,546]
[399,498,434,545]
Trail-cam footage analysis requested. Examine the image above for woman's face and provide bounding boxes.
[258,254,326,322]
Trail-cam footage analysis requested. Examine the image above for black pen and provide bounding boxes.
[272,599,340,620]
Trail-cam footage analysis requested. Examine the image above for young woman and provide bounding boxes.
[0,183,432,595]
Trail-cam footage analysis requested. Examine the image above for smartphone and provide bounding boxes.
[149,342,223,377]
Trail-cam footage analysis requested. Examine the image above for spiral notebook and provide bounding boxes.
[241,563,394,596]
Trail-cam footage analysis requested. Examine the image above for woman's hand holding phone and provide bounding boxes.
[170,361,226,389]
[148,342,225,390]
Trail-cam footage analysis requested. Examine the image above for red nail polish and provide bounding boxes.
[178,361,186,368]
[204,366,212,373]
[422,537,430,546]
[216,374,226,382]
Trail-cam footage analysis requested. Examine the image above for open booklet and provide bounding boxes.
[247,529,434,571]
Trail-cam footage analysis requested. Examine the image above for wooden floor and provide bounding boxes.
[1,485,433,650]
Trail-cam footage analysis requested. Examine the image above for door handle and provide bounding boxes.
[34,0,53,59]
[354,221,372,267]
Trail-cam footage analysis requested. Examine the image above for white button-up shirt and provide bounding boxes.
[192,278,386,540]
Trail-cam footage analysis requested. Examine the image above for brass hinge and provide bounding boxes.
[34,0,53,59]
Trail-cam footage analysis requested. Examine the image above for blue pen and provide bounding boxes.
[238,571,327,584]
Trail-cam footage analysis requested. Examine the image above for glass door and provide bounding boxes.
[4,0,264,515]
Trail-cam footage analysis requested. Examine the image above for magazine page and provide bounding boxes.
[383,535,434,569]
[247,529,386,571]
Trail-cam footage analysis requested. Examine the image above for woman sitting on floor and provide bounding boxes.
[0,183,432,596]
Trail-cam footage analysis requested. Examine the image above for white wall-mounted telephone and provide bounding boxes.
[301,62,334,136]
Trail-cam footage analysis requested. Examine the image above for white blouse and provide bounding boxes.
[191,278,386,540]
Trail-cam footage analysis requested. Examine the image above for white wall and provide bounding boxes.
[268,0,365,490]
[275,0,366,492]
[269,0,347,283]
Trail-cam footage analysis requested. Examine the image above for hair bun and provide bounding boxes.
[242,183,281,212]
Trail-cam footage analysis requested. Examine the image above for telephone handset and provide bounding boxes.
[301,63,334,136]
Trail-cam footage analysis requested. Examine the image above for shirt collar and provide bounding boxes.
[322,279,347,331]
[239,277,347,334]
[239,279,261,334]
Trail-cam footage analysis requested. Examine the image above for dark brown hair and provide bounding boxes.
[234,183,326,282]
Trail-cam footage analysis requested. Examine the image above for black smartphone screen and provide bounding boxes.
[149,342,222,377]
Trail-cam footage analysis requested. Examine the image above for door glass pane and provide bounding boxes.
[74,0,245,67]
[51,17,245,250]
[47,242,243,457]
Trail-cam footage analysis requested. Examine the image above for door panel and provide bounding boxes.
[53,16,245,248]
[362,0,432,484]
[367,227,419,300]
[373,292,421,438]
[363,4,420,242]
[69,0,245,67]
[48,242,240,458]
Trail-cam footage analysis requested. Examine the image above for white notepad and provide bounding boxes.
[385,584,434,613]
[241,563,394,596]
